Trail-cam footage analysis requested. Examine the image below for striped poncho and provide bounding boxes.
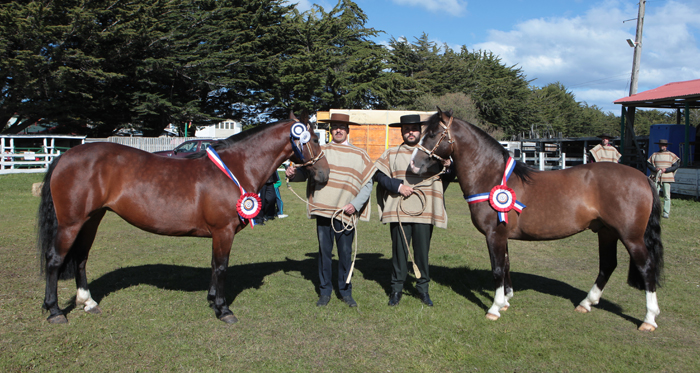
[590,144,621,163]
[648,151,680,182]
[307,143,376,221]
[374,144,447,229]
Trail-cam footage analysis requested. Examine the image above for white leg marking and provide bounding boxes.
[488,286,506,317]
[76,288,99,312]
[578,285,603,312]
[504,288,514,308]
[643,291,660,328]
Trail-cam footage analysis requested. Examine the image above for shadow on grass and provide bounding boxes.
[81,253,641,327]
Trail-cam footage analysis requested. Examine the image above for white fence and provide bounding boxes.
[0,136,196,175]
[87,137,195,153]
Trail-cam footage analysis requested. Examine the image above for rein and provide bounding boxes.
[414,116,455,162]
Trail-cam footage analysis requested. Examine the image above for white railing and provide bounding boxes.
[0,152,61,174]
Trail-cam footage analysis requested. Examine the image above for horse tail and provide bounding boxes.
[628,177,664,290]
[37,155,76,280]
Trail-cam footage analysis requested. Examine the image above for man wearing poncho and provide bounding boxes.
[647,139,680,218]
[589,134,621,163]
[286,113,375,308]
[374,114,451,307]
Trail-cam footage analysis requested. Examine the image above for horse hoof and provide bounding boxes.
[574,305,589,313]
[47,314,68,324]
[500,305,509,312]
[220,314,238,324]
[85,306,102,314]
[638,322,656,332]
[485,313,500,321]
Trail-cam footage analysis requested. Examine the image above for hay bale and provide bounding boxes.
[32,182,43,197]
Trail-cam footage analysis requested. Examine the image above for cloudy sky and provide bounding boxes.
[293,0,700,114]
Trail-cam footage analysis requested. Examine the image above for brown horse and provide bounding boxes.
[37,113,329,324]
[411,109,663,331]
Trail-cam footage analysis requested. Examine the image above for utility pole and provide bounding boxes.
[629,0,646,96]
[621,0,646,170]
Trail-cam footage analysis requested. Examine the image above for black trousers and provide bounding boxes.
[390,222,433,294]
[316,217,354,297]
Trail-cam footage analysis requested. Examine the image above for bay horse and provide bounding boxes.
[410,109,664,331]
[37,113,329,324]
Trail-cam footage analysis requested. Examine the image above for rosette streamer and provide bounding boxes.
[206,146,259,227]
[465,157,526,224]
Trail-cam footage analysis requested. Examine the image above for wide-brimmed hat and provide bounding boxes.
[655,139,671,146]
[597,133,615,139]
[318,113,359,126]
[389,114,424,128]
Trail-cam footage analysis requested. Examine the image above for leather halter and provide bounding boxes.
[414,116,454,162]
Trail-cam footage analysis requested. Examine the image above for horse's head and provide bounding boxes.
[411,108,454,175]
[288,112,330,184]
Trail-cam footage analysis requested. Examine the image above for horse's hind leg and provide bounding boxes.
[43,224,83,323]
[576,227,618,313]
[74,212,105,314]
[625,239,660,331]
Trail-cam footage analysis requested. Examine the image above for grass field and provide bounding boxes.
[1,172,699,372]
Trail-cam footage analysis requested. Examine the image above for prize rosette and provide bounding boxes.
[489,185,516,212]
[237,192,262,219]
[290,123,307,139]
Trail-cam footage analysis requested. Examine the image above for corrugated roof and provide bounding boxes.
[614,79,700,108]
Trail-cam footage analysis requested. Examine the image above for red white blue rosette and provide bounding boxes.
[237,192,261,219]
[489,185,516,212]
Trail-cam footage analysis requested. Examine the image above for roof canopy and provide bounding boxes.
[614,79,700,109]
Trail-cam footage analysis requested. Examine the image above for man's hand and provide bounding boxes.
[442,158,452,168]
[398,184,413,197]
[342,203,356,215]
[285,166,296,179]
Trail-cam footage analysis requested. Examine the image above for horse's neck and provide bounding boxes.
[217,130,290,193]
[452,123,506,195]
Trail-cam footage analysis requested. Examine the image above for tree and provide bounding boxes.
[269,0,387,119]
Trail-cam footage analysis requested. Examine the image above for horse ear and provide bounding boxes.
[297,109,310,125]
[436,106,451,122]
[289,111,299,122]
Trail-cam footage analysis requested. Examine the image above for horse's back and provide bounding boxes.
[514,163,653,239]
[49,142,220,234]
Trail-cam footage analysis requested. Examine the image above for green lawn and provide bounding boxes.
[1,172,699,372]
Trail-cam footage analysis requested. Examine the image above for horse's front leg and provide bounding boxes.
[485,232,510,320]
[209,230,238,324]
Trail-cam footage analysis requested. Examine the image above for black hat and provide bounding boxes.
[655,139,671,146]
[318,113,359,126]
[389,114,424,128]
[597,133,615,139]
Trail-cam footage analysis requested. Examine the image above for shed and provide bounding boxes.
[614,79,700,197]
[316,109,436,161]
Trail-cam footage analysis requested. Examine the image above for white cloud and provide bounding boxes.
[391,0,467,16]
[472,0,700,112]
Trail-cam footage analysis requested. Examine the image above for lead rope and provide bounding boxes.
[395,166,446,279]
[285,169,360,284]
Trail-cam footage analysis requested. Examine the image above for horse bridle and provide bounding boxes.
[414,116,454,162]
[290,122,325,167]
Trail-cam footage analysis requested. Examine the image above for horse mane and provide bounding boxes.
[427,112,536,183]
[186,119,292,159]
